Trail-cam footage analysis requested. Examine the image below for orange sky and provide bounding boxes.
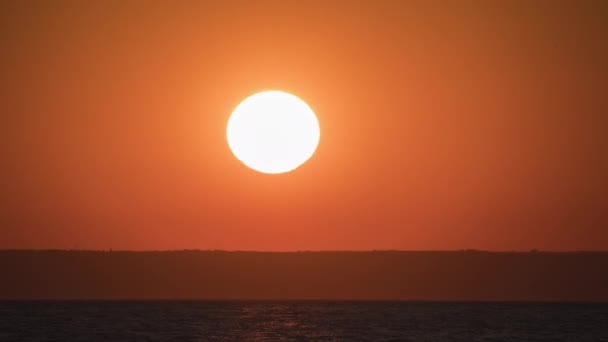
[1,1,607,251]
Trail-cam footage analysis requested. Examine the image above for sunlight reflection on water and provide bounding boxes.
[1,301,607,341]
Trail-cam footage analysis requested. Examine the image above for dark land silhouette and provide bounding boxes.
[1,250,607,301]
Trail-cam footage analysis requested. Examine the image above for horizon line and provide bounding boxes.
[1,249,607,253]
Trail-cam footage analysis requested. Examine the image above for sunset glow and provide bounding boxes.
[2,1,606,252]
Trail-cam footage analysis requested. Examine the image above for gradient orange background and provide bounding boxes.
[1,1,606,251]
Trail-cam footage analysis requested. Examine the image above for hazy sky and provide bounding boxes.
[1,1,606,250]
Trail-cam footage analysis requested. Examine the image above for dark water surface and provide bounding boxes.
[1,301,607,341]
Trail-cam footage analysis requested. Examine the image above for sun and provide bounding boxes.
[227,91,320,174]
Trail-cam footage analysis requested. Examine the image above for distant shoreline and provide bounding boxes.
[2,250,607,301]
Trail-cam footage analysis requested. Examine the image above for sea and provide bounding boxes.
[1,301,607,341]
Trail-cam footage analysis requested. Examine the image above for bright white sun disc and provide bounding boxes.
[227,91,320,174]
